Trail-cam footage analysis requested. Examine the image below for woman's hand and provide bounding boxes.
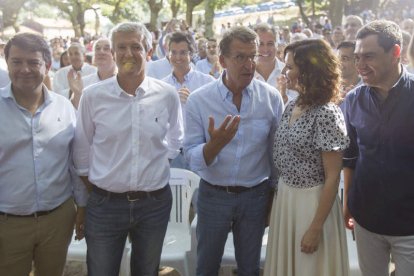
[300,227,322,254]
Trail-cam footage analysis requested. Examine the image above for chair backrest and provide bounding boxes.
[169,168,200,226]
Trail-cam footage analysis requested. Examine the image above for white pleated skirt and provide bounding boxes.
[264,178,350,276]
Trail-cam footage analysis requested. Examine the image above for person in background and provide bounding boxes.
[0,32,88,276]
[192,37,207,64]
[53,43,97,99]
[162,31,214,169]
[254,23,293,104]
[60,50,70,68]
[343,15,363,41]
[195,38,222,78]
[67,38,117,109]
[184,26,283,276]
[337,41,361,99]
[73,22,183,276]
[332,26,346,49]
[343,20,414,276]
[146,33,174,79]
[264,39,350,276]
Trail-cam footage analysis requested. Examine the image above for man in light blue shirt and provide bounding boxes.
[184,26,283,276]
[0,33,88,276]
[195,38,222,78]
[162,32,214,169]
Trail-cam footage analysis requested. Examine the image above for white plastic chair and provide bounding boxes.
[66,233,130,276]
[125,168,200,276]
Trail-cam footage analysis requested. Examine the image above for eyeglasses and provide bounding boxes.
[169,50,191,57]
[228,54,259,64]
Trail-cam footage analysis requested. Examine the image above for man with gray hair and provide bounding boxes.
[73,22,184,276]
[343,15,363,41]
[53,42,97,101]
[184,26,283,276]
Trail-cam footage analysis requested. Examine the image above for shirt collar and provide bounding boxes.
[217,71,253,101]
[172,67,194,85]
[114,75,149,97]
[1,83,52,109]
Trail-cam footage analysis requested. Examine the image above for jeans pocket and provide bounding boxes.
[88,191,108,207]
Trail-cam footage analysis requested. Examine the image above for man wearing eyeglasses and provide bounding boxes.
[184,26,284,276]
[0,33,88,276]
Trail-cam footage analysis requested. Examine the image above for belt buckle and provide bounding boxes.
[127,192,140,202]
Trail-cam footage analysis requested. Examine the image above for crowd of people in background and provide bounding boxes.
[1,3,414,276]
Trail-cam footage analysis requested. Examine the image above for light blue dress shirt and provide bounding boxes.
[162,68,215,92]
[184,74,284,187]
[195,59,221,78]
[0,84,88,215]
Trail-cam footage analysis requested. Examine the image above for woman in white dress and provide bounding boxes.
[264,39,350,276]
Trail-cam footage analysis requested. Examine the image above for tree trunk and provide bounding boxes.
[171,0,180,18]
[204,0,215,38]
[185,0,203,27]
[1,0,27,30]
[148,0,163,32]
[328,0,345,27]
[296,0,310,27]
[186,1,195,27]
[93,8,100,36]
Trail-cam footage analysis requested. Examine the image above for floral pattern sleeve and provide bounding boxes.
[313,103,349,151]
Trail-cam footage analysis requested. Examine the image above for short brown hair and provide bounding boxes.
[4,33,51,67]
[284,39,341,107]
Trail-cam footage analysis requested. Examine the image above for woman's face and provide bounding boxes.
[282,51,301,91]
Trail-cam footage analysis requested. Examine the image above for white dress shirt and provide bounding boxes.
[82,72,102,89]
[73,76,184,192]
[53,63,97,98]
[255,59,298,105]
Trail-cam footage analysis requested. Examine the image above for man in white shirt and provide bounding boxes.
[73,22,184,276]
[68,38,116,108]
[254,23,298,105]
[53,43,96,99]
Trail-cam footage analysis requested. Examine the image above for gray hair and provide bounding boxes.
[68,42,86,54]
[220,26,257,56]
[253,23,277,41]
[93,37,111,52]
[110,22,153,51]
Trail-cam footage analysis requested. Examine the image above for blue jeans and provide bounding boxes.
[85,185,172,276]
[196,179,270,276]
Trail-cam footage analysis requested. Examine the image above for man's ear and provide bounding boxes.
[219,54,226,69]
[146,48,153,62]
[393,44,401,58]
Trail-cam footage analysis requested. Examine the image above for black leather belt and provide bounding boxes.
[0,204,61,218]
[203,179,266,194]
[92,184,168,201]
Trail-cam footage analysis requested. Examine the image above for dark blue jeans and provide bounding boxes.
[196,180,270,276]
[85,185,172,276]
